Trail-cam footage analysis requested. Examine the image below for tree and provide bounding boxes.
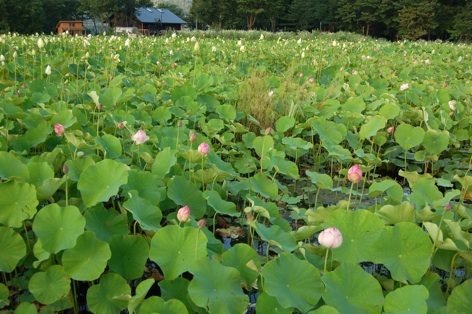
[397,1,438,40]
[449,1,472,40]
[236,0,268,30]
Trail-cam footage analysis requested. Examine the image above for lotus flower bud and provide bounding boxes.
[189,133,197,142]
[131,130,149,145]
[198,142,210,156]
[198,219,206,228]
[118,121,124,130]
[38,38,44,49]
[347,164,362,183]
[54,123,65,136]
[177,206,191,223]
[387,126,395,133]
[318,227,343,249]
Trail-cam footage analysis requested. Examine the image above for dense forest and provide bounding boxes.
[0,0,471,41]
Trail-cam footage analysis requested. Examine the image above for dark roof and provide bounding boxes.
[135,7,186,25]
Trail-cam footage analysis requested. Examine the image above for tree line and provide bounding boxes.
[0,0,470,41]
[190,0,471,41]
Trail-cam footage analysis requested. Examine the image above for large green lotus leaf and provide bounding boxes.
[122,169,166,204]
[151,147,177,179]
[51,110,77,128]
[107,235,149,280]
[32,239,50,268]
[262,252,323,313]
[371,222,433,283]
[86,273,130,314]
[276,116,296,133]
[447,278,472,313]
[202,190,239,217]
[254,221,297,252]
[0,151,29,180]
[410,177,443,209]
[306,170,334,189]
[139,296,188,314]
[255,292,294,314]
[222,243,261,289]
[0,181,38,228]
[206,150,238,176]
[62,231,111,281]
[420,273,446,312]
[249,172,278,199]
[368,180,404,203]
[84,204,129,241]
[0,227,26,272]
[27,161,65,201]
[13,302,37,313]
[344,96,365,113]
[378,103,401,120]
[322,263,383,314]
[216,104,237,121]
[311,117,346,145]
[0,283,9,308]
[270,155,300,179]
[376,202,416,225]
[167,176,206,218]
[123,190,162,231]
[128,279,154,314]
[32,204,85,254]
[422,129,449,155]
[149,225,207,280]
[394,124,425,151]
[282,137,313,157]
[64,156,95,182]
[253,135,274,162]
[12,120,50,151]
[29,265,70,305]
[324,209,384,263]
[99,87,122,109]
[95,134,122,159]
[383,285,428,314]
[159,278,203,313]
[359,116,386,140]
[188,259,248,314]
[308,305,340,314]
[77,159,129,208]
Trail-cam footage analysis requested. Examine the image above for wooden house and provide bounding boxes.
[56,21,86,36]
[132,7,186,35]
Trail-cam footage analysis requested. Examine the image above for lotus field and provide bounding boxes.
[1,30,472,313]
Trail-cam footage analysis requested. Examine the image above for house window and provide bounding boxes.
[69,23,75,27]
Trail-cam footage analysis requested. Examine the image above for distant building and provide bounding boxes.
[132,7,187,35]
[56,21,86,36]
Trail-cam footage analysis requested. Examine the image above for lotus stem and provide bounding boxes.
[346,182,355,210]
[446,253,459,298]
[323,248,330,274]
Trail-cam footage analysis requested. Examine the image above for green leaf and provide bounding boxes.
[394,124,425,151]
[95,134,122,159]
[276,116,295,133]
[306,170,334,189]
[322,263,384,314]
[222,243,261,289]
[149,226,207,280]
[167,176,206,218]
[99,87,122,108]
[410,178,443,209]
[324,209,384,263]
[249,172,278,199]
[383,285,428,314]
[128,279,155,314]
[0,227,26,272]
[0,151,29,180]
[368,180,404,203]
[344,96,365,113]
[123,191,162,231]
[84,205,129,241]
[86,273,130,314]
[447,278,472,313]
[376,202,416,225]
[32,204,85,254]
[216,104,237,121]
[262,252,323,313]
[271,155,299,180]
[371,222,433,283]
[62,231,111,281]
[0,283,9,308]
[151,147,177,179]
[254,222,297,252]
[29,265,70,305]
[422,129,449,155]
[203,190,240,217]
[311,117,345,145]
[78,159,129,208]
[139,296,188,314]
[188,259,248,314]
[253,135,274,158]
[13,302,37,314]
[122,169,166,204]
[256,292,294,314]
[420,273,446,312]
[359,116,386,140]
[107,235,149,280]
[0,181,38,228]
[159,278,202,313]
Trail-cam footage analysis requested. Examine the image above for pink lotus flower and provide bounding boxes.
[177,206,191,223]
[318,227,343,249]
[198,142,210,156]
[387,126,395,134]
[54,123,65,136]
[189,133,197,142]
[347,164,362,184]
[118,121,124,130]
[131,130,149,145]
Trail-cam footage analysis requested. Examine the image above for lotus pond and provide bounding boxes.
[0,30,472,313]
